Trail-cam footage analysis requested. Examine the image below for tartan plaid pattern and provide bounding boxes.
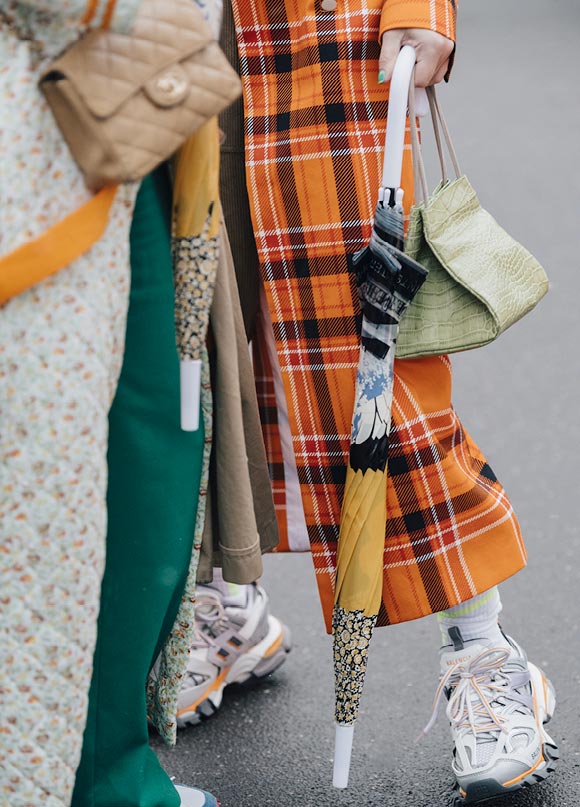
[232,0,526,632]
[380,0,457,41]
[253,299,290,553]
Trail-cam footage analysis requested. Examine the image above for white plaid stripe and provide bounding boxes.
[381,510,517,570]
[231,0,524,627]
[234,10,382,38]
[392,370,474,600]
[430,0,437,29]
[235,0,338,575]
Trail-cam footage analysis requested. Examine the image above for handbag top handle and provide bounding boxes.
[380,46,461,206]
[409,81,462,204]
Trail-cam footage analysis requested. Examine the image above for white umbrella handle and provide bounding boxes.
[380,45,428,201]
[180,358,201,431]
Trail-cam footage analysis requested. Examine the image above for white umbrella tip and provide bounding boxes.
[333,723,355,789]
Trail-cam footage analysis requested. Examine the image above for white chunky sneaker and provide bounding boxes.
[425,628,558,805]
[174,784,218,807]
[176,583,291,727]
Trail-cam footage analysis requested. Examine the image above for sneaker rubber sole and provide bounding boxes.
[452,667,559,806]
[176,615,291,728]
[174,784,220,807]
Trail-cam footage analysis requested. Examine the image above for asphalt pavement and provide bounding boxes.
[151,2,580,804]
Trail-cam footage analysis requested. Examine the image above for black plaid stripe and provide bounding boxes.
[232,0,524,630]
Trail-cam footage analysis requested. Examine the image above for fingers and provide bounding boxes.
[413,54,435,88]
[415,46,453,87]
[411,34,454,87]
[379,28,454,88]
[378,29,404,84]
[432,62,449,86]
[414,55,447,87]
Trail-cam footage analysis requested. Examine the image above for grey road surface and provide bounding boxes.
[152,2,580,805]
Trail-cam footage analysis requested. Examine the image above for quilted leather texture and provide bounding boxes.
[0,185,138,807]
[40,0,241,188]
[397,176,550,358]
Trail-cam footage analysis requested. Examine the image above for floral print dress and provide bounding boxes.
[1,4,140,805]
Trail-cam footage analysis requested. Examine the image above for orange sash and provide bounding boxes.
[0,185,117,305]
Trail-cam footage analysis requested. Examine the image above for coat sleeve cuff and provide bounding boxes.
[379,0,457,43]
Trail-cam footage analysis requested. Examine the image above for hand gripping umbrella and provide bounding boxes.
[332,46,429,789]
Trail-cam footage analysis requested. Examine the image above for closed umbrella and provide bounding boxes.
[332,45,428,789]
[173,118,222,431]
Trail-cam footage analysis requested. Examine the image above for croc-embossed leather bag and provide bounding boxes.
[395,84,550,358]
[40,0,241,190]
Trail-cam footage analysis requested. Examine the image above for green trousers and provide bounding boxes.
[72,168,204,807]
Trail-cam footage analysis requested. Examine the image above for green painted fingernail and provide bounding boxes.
[378,70,386,84]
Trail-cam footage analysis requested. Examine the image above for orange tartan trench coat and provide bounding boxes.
[229,0,527,632]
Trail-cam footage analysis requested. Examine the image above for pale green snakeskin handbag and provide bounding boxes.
[396,87,549,358]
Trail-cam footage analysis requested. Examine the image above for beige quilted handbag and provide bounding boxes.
[40,0,241,191]
[396,85,550,358]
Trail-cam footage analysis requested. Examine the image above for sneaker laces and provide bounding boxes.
[191,594,229,651]
[419,647,533,742]
[184,595,230,687]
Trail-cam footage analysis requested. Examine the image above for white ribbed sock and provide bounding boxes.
[203,568,251,608]
[438,587,504,648]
